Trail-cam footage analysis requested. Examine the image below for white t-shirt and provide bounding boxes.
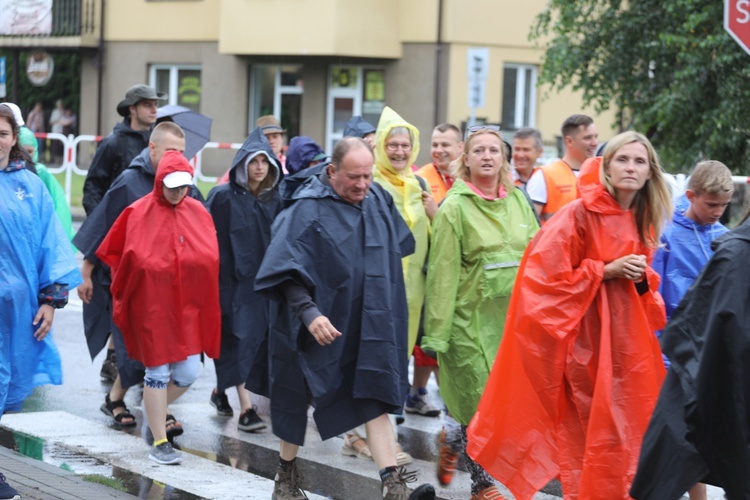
[526,164,580,205]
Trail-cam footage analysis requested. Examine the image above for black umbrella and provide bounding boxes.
[156,105,213,159]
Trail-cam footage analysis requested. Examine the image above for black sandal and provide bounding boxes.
[166,413,183,440]
[100,394,136,427]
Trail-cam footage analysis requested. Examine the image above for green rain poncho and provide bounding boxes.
[18,127,75,244]
[373,106,428,356]
[422,179,538,424]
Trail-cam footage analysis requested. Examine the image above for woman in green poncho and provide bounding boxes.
[421,127,539,500]
[18,126,76,245]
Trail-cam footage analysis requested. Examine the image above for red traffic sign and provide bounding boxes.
[726,0,750,55]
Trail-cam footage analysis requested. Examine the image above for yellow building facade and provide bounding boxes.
[5,0,618,169]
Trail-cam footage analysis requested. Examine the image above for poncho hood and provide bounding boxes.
[374,106,420,178]
[153,150,195,202]
[343,115,376,138]
[18,126,38,162]
[228,127,281,189]
[286,136,326,175]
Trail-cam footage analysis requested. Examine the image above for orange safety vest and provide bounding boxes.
[414,163,453,204]
[540,160,578,223]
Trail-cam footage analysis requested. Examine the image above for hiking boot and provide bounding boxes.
[405,388,440,417]
[99,351,118,382]
[272,462,308,499]
[149,442,182,465]
[0,473,20,500]
[436,428,458,486]
[209,389,233,417]
[470,485,507,500]
[238,407,266,432]
[381,467,436,500]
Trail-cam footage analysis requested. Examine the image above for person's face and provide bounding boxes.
[23,145,35,158]
[685,190,732,226]
[466,133,504,185]
[162,185,189,206]
[430,130,463,171]
[0,117,17,169]
[130,99,159,129]
[567,124,598,161]
[512,136,542,176]
[363,132,376,150]
[264,132,284,156]
[328,146,374,204]
[606,142,652,196]
[385,131,412,172]
[150,133,186,170]
[247,154,270,186]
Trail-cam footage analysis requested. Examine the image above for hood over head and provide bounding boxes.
[154,150,194,197]
[374,106,420,176]
[286,136,327,175]
[343,115,376,138]
[18,126,39,162]
[229,127,281,190]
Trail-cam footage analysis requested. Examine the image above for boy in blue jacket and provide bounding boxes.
[651,159,733,500]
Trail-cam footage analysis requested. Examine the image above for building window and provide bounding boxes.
[326,66,384,152]
[501,64,537,129]
[149,65,202,112]
[250,65,303,140]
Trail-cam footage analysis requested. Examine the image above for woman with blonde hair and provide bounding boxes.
[421,126,539,499]
[468,131,673,500]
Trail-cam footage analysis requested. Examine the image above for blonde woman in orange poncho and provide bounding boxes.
[467,131,673,499]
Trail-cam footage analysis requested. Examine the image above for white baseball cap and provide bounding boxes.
[163,171,193,188]
[3,103,24,127]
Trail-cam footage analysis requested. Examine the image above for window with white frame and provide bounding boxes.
[501,64,537,129]
[149,64,202,112]
[326,66,385,153]
[250,65,303,140]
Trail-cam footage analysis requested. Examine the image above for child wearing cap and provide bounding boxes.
[96,150,221,465]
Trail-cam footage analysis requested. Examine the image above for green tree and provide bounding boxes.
[532,0,750,173]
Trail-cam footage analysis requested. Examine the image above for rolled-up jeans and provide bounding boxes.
[144,354,201,389]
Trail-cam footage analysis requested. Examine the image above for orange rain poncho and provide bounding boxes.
[467,183,667,500]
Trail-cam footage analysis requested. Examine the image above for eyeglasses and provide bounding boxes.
[467,124,500,134]
[385,142,412,152]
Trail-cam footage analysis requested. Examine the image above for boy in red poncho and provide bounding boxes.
[97,150,220,465]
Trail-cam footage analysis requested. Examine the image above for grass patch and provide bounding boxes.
[80,474,127,492]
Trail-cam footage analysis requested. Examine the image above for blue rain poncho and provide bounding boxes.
[1,160,82,412]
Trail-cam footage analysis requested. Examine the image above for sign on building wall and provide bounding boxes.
[26,50,54,86]
[0,0,53,35]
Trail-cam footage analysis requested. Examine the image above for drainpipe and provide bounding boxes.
[96,0,105,134]
[432,0,443,127]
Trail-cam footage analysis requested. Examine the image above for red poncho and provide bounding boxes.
[467,183,667,500]
[97,151,221,367]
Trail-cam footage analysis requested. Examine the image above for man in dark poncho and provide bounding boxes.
[630,215,750,499]
[255,137,435,500]
[74,122,204,429]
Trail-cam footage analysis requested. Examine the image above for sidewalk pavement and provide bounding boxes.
[0,445,137,500]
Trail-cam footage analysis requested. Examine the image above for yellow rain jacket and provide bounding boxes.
[373,106,427,357]
[422,179,538,424]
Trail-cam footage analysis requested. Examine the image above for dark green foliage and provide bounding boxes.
[532,0,750,173]
[0,50,81,127]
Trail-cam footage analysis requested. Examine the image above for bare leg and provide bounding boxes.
[688,483,707,500]
[280,440,300,461]
[143,385,168,443]
[412,365,434,389]
[365,413,397,470]
[236,384,252,414]
[166,382,189,404]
